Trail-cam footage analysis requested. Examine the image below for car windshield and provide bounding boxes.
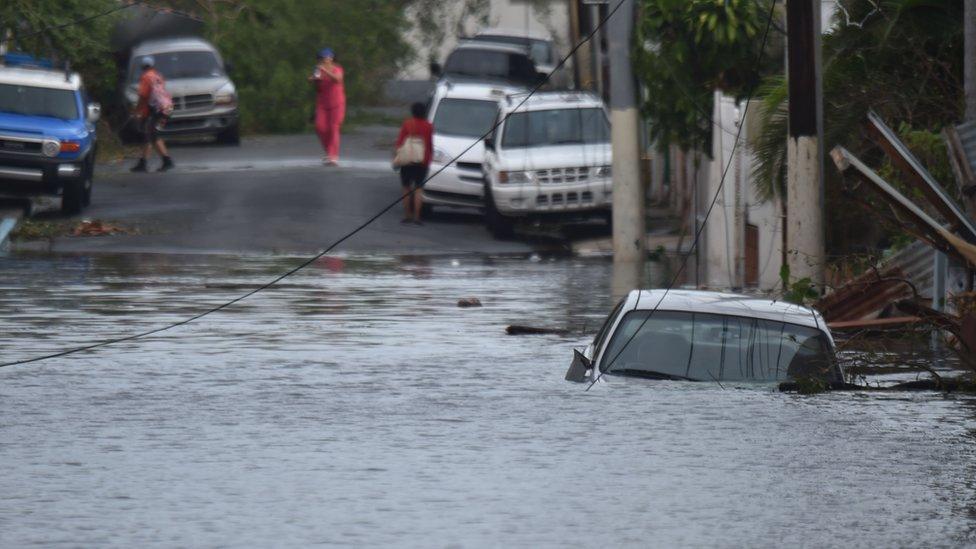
[501,107,609,148]
[0,83,77,120]
[476,35,553,64]
[432,98,498,138]
[599,311,837,382]
[131,50,223,81]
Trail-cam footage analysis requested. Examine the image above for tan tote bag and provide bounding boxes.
[394,121,426,167]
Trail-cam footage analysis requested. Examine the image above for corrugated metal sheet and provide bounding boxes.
[957,121,976,176]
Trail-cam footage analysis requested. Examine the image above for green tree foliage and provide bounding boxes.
[3,1,415,134]
[0,0,120,107]
[633,0,777,153]
[749,0,964,253]
[213,0,411,133]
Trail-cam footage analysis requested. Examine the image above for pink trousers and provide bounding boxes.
[315,104,345,160]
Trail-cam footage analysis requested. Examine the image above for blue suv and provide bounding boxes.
[0,54,100,214]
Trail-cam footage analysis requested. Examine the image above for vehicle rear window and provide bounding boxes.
[444,50,537,85]
[502,107,609,148]
[476,35,554,64]
[445,50,510,79]
[131,50,223,81]
[432,98,498,138]
[0,84,77,120]
[599,311,837,382]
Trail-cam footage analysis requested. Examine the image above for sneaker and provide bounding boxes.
[413,219,424,226]
[158,156,174,172]
[130,159,147,172]
[326,158,339,167]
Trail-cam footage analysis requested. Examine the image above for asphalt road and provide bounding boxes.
[14,126,549,256]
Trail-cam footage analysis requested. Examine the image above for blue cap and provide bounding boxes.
[318,48,334,59]
[140,55,154,68]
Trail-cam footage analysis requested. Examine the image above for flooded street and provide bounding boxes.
[3,252,976,547]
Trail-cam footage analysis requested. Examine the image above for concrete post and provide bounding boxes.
[607,0,645,267]
[785,0,826,289]
[590,3,605,97]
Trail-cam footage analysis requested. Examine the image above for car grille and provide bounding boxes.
[534,166,591,184]
[536,191,594,207]
[0,137,42,155]
[173,93,215,111]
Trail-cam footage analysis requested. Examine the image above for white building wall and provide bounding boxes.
[701,91,783,292]
[400,0,571,81]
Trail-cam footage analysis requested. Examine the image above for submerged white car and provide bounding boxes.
[423,80,525,211]
[566,290,843,385]
[483,91,612,237]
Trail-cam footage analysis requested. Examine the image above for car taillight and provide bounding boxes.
[60,141,80,153]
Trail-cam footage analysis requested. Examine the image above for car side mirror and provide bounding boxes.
[86,102,101,123]
[429,62,442,79]
[565,349,592,382]
[484,136,494,150]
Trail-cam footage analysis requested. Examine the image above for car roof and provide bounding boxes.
[624,289,827,331]
[452,40,529,55]
[0,66,81,91]
[501,91,605,112]
[131,36,217,57]
[434,80,526,101]
[474,27,552,42]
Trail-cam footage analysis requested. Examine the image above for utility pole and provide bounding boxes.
[590,2,605,97]
[607,0,645,272]
[785,0,826,290]
[966,0,976,121]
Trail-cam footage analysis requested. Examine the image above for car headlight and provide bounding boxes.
[596,165,612,177]
[41,140,61,157]
[214,83,237,106]
[432,147,450,164]
[498,170,533,184]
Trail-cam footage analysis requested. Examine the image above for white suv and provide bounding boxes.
[423,80,526,212]
[482,91,612,237]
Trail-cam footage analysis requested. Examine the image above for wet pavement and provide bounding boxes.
[13,128,552,257]
[3,251,976,547]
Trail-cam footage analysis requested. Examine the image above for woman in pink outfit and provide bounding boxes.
[309,48,345,165]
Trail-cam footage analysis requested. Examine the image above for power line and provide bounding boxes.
[0,0,629,369]
[13,1,144,41]
[586,0,780,390]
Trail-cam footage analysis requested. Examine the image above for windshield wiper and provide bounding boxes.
[607,368,693,381]
[551,138,582,145]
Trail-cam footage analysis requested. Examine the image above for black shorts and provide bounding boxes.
[400,164,428,188]
[141,110,167,143]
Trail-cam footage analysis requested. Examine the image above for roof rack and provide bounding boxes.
[503,89,596,106]
[1,52,54,69]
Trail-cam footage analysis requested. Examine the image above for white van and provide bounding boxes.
[482,91,612,237]
[123,37,239,144]
[422,80,525,212]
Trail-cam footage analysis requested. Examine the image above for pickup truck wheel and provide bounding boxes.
[61,178,85,215]
[484,189,515,239]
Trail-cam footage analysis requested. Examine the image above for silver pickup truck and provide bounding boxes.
[123,37,239,144]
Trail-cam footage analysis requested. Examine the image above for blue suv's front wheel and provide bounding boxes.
[61,157,93,215]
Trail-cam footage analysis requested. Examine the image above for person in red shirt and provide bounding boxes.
[308,48,345,166]
[394,102,434,224]
[131,56,174,172]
